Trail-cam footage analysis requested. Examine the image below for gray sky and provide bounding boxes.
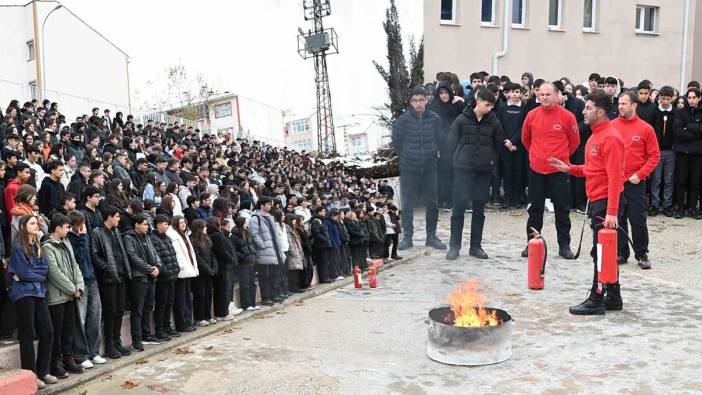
[58,0,423,118]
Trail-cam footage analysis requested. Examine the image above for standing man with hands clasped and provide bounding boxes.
[549,90,625,315]
[611,90,660,269]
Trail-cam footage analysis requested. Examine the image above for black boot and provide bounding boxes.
[559,246,575,260]
[114,339,131,356]
[63,357,84,374]
[637,254,651,270]
[425,233,447,250]
[604,284,623,311]
[569,289,605,315]
[104,339,121,359]
[398,237,413,250]
[50,360,69,379]
[445,248,460,260]
[468,247,488,259]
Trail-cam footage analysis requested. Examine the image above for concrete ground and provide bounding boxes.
[68,208,702,394]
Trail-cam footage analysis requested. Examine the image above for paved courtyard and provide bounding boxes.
[70,209,702,394]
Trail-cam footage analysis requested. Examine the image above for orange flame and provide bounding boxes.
[447,279,501,327]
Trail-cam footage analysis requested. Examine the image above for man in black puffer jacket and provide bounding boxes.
[392,86,446,251]
[150,214,181,341]
[445,88,511,260]
[672,87,702,219]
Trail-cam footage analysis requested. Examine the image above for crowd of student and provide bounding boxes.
[0,99,401,389]
[424,71,702,220]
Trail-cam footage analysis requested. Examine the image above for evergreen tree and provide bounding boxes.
[409,36,424,89]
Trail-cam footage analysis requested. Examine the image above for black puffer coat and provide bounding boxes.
[210,228,238,269]
[230,228,255,266]
[446,106,505,173]
[391,106,442,172]
[344,219,365,247]
[150,231,180,281]
[310,215,331,248]
[673,105,702,154]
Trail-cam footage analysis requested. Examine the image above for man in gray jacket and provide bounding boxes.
[249,197,285,306]
[392,86,446,251]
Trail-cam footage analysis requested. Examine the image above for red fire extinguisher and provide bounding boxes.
[368,267,378,288]
[527,229,547,290]
[597,228,618,284]
[353,266,363,288]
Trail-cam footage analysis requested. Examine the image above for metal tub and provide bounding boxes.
[426,307,513,366]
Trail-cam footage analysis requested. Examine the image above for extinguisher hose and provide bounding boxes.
[594,216,636,250]
[541,235,548,277]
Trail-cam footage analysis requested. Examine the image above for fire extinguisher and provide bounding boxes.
[368,267,378,288]
[527,228,547,290]
[353,266,363,288]
[597,228,618,284]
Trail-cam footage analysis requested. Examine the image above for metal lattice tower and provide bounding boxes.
[298,0,339,155]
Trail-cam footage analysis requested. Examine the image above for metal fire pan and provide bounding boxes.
[426,307,513,366]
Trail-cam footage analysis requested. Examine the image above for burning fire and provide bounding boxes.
[446,279,501,327]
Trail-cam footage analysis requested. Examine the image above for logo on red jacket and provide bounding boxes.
[589,143,600,157]
[632,135,641,142]
[552,124,562,131]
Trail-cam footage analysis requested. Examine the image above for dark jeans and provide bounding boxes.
[618,181,649,260]
[340,245,352,275]
[99,281,126,342]
[276,259,290,296]
[437,157,454,205]
[502,148,527,205]
[129,280,155,341]
[213,267,233,317]
[400,166,439,237]
[73,280,102,361]
[570,151,587,209]
[588,198,624,289]
[256,264,279,301]
[650,150,675,209]
[49,300,75,362]
[526,170,572,248]
[450,170,491,249]
[155,280,175,331]
[674,152,702,209]
[192,275,213,321]
[174,278,194,330]
[14,296,53,377]
[238,264,257,309]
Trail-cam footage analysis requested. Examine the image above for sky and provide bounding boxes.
[54,0,423,121]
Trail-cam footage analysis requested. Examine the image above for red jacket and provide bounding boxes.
[5,179,25,223]
[522,104,580,174]
[568,120,625,216]
[611,115,660,181]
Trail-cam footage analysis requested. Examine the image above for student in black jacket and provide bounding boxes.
[150,215,181,340]
[189,219,216,326]
[672,87,702,219]
[649,86,677,216]
[446,88,511,260]
[496,82,527,208]
[206,217,239,320]
[231,217,259,311]
[344,210,366,269]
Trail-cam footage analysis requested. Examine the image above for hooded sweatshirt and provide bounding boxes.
[429,80,466,157]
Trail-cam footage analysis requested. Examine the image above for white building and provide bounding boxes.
[207,93,286,145]
[0,0,131,120]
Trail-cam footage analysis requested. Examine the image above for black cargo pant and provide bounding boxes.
[450,170,491,249]
[501,147,526,206]
[400,166,439,238]
[618,181,649,260]
[526,170,572,248]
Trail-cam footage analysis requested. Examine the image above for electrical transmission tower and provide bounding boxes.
[297,0,339,155]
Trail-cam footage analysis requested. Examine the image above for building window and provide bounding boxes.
[28,81,37,99]
[512,0,526,27]
[635,5,658,34]
[440,0,456,23]
[290,118,310,134]
[583,0,597,30]
[548,0,562,28]
[352,136,362,147]
[27,40,35,61]
[481,0,495,24]
[214,102,232,118]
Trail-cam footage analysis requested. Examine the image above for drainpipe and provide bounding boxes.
[680,0,690,90]
[32,0,43,101]
[492,0,510,76]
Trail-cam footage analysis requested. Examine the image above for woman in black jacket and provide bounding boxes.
[189,219,216,326]
[345,210,367,270]
[206,217,239,320]
[230,217,259,311]
[310,207,333,283]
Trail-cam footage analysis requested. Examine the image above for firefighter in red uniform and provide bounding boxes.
[549,90,625,315]
[611,90,660,269]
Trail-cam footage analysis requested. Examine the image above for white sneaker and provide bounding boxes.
[246,306,256,312]
[80,359,94,369]
[217,315,235,321]
[41,374,58,384]
[253,305,261,310]
[231,308,244,316]
[208,318,217,324]
[335,276,344,280]
[91,355,107,364]
[37,379,46,389]
[196,320,210,327]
